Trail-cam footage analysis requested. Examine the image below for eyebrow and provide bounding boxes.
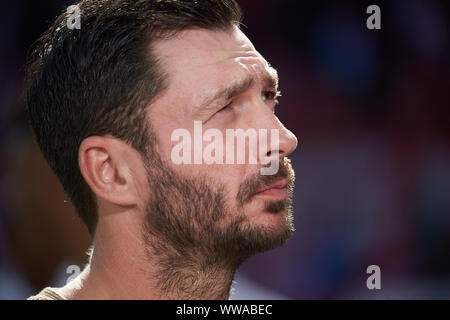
[198,66,279,110]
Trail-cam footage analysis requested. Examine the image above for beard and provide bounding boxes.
[141,146,295,298]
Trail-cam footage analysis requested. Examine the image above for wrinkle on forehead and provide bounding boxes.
[150,27,275,116]
[153,27,261,76]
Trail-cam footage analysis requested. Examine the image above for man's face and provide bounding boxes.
[142,27,298,262]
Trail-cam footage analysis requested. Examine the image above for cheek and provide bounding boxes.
[152,120,186,165]
[176,162,247,202]
[201,164,248,203]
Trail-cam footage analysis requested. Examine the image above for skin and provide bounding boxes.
[55,26,297,300]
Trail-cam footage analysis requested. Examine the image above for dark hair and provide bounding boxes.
[25,0,242,235]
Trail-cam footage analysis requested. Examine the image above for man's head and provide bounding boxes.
[26,0,244,235]
[26,0,298,293]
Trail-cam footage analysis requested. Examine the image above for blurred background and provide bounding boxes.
[1,0,449,299]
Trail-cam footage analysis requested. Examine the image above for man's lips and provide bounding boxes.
[253,179,288,200]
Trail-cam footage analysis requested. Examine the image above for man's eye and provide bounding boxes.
[217,102,232,113]
[262,90,280,104]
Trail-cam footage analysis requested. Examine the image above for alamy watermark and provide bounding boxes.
[67,5,81,30]
[366,265,381,290]
[66,264,81,284]
[366,5,381,30]
[171,121,280,175]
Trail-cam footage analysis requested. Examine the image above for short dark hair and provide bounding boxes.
[25,0,243,235]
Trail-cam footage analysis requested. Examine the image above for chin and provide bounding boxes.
[246,203,291,230]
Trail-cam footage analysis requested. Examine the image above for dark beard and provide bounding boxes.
[141,151,295,299]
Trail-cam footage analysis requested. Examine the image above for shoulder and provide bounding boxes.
[27,287,65,300]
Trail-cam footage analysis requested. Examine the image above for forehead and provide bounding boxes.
[152,27,273,108]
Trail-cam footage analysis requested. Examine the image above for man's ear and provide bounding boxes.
[78,136,146,208]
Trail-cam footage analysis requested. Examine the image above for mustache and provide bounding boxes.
[237,158,295,206]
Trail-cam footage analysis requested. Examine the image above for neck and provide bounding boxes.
[57,216,239,300]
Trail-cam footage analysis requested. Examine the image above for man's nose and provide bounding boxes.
[261,122,298,161]
[245,91,298,163]
[276,122,298,159]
